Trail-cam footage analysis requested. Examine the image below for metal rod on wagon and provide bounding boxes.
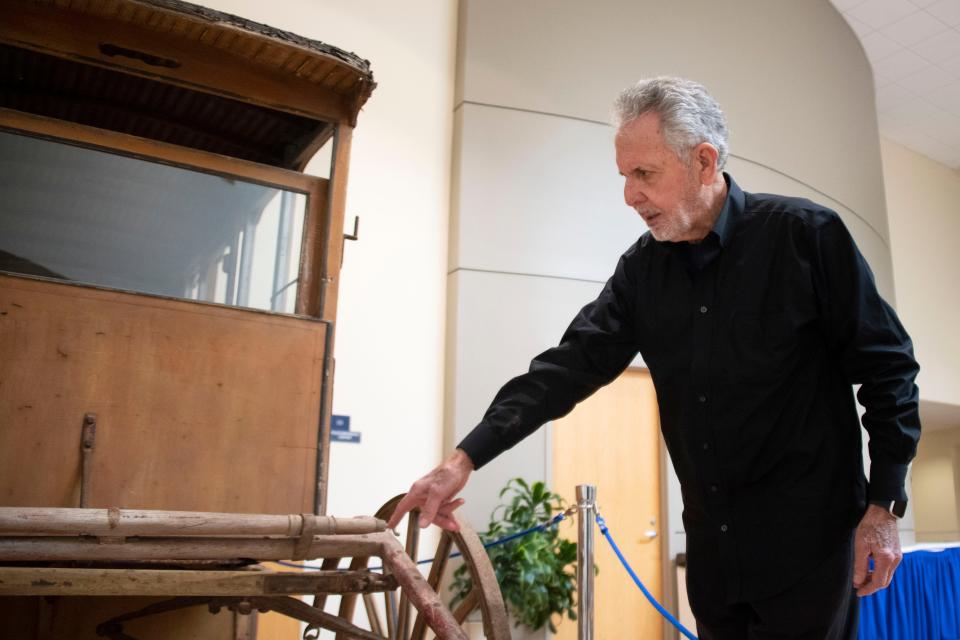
[576,484,597,640]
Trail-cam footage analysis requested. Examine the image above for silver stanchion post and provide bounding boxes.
[576,484,596,640]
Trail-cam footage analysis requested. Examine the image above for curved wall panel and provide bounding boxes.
[455,0,888,250]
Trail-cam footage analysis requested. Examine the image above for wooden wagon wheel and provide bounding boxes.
[316,494,511,640]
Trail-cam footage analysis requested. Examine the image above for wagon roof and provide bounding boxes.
[1,0,376,169]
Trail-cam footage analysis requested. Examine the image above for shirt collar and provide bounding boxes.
[712,172,742,248]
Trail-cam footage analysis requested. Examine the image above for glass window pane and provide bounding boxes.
[0,131,308,313]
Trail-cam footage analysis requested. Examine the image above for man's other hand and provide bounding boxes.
[853,504,903,597]
[386,448,475,532]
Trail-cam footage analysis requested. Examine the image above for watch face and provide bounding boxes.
[892,500,907,519]
[869,499,907,519]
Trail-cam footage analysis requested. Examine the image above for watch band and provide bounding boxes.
[869,499,907,519]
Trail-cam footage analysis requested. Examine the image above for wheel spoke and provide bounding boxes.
[427,531,453,591]
[385,589,399,639]
[410,530,453,639]
[397,511,420,639]
[363,592,385,637]
[336,554,375,637]
[451,587,479,624]
[311,557,343,611]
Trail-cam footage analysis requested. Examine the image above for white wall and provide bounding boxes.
[881,138,960,546]
[911,428,960,542]
[203,0,458,521]
[882,138,960,406]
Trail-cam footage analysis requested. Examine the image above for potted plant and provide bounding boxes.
[450,478,579,633]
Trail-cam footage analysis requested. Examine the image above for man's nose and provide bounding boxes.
[625,181,647,207]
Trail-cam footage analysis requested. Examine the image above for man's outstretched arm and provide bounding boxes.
[390,247,643,531]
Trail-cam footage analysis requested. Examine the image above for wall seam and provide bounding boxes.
[448,266,606,285]
[455,99,890,249]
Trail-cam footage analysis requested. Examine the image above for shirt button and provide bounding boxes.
[699,305,708,314]
[720,524,728,533]
[710,484,718,493]
[702,442,709,451]
[698,395,707,403]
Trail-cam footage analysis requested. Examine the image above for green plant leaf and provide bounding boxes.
[448,477,589,633]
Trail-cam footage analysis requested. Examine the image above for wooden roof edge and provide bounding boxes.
[134,0,375,84]
[2,0,376,124]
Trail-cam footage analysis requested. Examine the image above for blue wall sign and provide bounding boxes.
[331,414,360,443]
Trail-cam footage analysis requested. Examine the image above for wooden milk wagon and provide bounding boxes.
[0,1,510,637]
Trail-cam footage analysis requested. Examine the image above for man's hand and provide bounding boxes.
[387,449,475,532]
[853,504,902,597]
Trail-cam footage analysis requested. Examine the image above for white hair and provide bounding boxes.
[614,77,729,170]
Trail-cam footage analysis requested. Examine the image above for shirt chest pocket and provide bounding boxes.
[638,306,691,375]
[722,311,799,382]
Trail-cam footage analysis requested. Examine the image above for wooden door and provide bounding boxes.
[551,368,663,639]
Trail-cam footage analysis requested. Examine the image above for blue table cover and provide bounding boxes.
[859,546,960,639]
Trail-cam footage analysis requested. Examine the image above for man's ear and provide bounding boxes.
[693,143,720,185]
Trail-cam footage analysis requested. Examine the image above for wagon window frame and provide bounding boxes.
[0,107,333,320]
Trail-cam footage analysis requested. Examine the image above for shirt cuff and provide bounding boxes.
[867,460,910,502]
[456,421,502,470]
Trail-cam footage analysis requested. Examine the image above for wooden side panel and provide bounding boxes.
[0,274,325,514]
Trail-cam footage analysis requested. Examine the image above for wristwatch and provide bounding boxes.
[869,499,907,519]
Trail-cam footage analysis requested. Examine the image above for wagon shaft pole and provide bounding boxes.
[0,533,385,563]
[0,507,386,538]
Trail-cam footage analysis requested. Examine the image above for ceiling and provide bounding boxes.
[829,0,960,169]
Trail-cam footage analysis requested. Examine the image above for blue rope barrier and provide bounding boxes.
[278,511,569,572]
[596,512,698,640]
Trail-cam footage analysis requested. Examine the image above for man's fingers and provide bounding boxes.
[851,539,870,588]
[417,488,447,529]
[856,573,878,597]
[873,551,897,589]
[429,499,465,531]
[854,549,903,596]
[386,450,474,531]
[437,498,465,517]
[387,492,419,530]
[386,489,460,530]
[387,492,462,531]
[433,511,461,532]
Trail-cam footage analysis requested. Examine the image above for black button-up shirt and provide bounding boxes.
[458,174,921,602]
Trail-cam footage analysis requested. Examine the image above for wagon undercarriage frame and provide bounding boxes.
[0,500,511,640]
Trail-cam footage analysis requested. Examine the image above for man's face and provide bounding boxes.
[615,112,708,242]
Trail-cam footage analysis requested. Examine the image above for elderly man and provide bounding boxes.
[390,77,920,639]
